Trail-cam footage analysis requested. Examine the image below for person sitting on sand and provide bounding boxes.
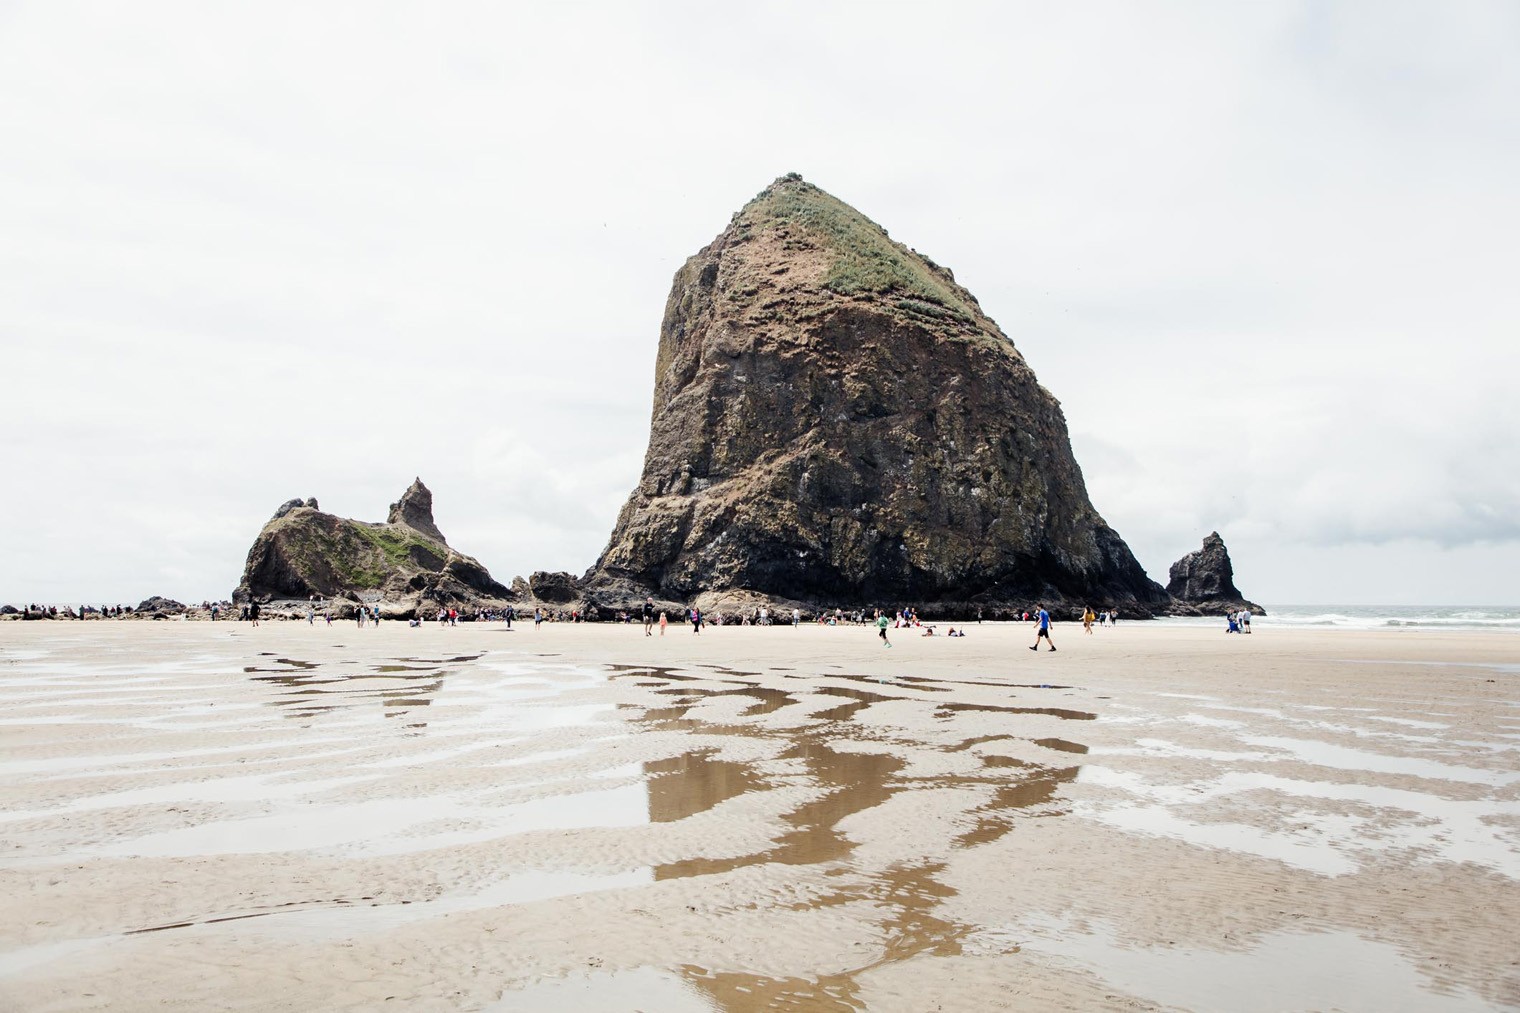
[921,626,935,636]
[948,627,964,637]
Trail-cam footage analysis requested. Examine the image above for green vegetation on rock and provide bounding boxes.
[744,177,977,323]
[236,478,513,609]
[351,524,448,568]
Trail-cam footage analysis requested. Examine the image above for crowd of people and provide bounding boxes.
[7,596,1146,645]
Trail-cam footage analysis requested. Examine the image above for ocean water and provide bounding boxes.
[1163,605,1520,633]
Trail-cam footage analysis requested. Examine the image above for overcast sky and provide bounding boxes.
[3,1,1517,606]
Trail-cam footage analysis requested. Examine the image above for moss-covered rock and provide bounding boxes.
[234,478,512,616]
[587,174,1170,616]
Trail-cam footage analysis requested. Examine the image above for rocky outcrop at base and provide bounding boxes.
[584,173,1170,617]
[1166,532,1264,615]
[233,479,514,619]
[528,571,582,604]
[135,596,186,615]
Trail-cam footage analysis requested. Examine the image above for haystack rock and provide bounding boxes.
[234,479,512,618]
[586,174,1169,616]
[1166,532,1264,615]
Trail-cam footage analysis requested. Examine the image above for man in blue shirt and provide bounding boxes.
[1029,605,1056,652]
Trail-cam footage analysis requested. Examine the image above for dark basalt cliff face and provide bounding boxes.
[1166,532,1264,615]
[587,174,1169,615]
[235,478,512,615]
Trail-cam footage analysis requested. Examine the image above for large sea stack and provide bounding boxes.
[587,174,1169,616]
[234,479,512,617]
[1166,532,1265,616]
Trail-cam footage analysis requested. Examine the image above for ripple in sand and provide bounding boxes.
[971,915,1496,1012]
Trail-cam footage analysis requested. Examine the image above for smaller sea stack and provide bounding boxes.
[1166,532,1264,615]
[234,479,512,618]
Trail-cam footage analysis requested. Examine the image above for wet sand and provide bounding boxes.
[1,621,1517,1011]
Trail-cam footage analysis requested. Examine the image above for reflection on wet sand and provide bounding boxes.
[936,701,1097,722]
[247,658,450,720]
[646,751,761,824]
[813,687,892,723]
[630,673,1090,1007]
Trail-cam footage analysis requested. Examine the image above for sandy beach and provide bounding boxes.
[1,620,1516,1011]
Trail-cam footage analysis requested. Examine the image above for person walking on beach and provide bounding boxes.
[1083,607,1095,634]
[659,610,668,636]
[249,600,261,627]
[876,609,891,648]
[1029,605,1055,652]
[642,597,654,637]
[690,606,703,634]
[792,608,801,628]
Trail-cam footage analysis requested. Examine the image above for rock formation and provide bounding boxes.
[528,571,582,604]
[234,479,513,617]
[135,596,186,615]
[586,174,1170,616]
[1166,532,1264,615]
[272,498,319,521]
[387,480,446,543]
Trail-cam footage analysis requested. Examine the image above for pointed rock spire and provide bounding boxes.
[388,478,447,544]
[1166,531,1263,613]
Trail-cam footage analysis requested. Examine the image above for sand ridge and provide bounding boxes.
[1,621,1517,1010]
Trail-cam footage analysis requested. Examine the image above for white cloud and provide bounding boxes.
[1,1,1516,604]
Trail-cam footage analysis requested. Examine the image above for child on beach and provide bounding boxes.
[659,611,668,635]
[876,610,891,648]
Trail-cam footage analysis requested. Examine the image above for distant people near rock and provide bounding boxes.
[1166,532,1265,617]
